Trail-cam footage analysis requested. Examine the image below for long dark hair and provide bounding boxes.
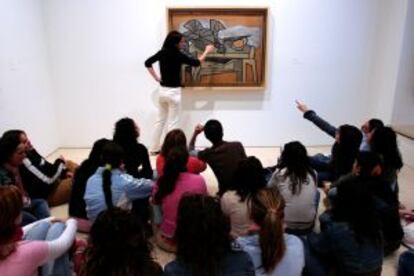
[276,141,316,195]
[161,129,187,157]
[249,187,286,273]
[331,125,362,177]
[332,179,381,244]
[0,186,23,246]
[354,151,383,179]
[69,138,110,218]
[101,142,124,209]
[0,132,23,165]
[233,156,267,201]
[370,127,403,171]
[113,117,139,147]
[162,31,183,50]
[175,194,232,276]
[82,208,161,276]
[154,147,188,204]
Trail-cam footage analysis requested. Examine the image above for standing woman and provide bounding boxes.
[145,31,214,154]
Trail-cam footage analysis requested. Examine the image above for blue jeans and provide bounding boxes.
[24,198,50,220]
[24,221,71,276]
[21,211,37,226]
[398,250,414,276]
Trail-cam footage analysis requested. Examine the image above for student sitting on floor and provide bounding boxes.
[189,119,247,196]
[164,194,255,275]
[221,156,267,238]
[0,185,77,276]
[81,208,162,276]
[237,187,305,276]
[268,141,319,235]
[156,129,206,176]
[151,146,207,252]
[69,138,110,232]
[0,133,50,225]
[84,142,153,223]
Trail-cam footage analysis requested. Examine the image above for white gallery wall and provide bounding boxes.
[0,0,59,154]
[1,0,413,154]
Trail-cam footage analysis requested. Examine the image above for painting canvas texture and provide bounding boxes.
[168,8,267,88]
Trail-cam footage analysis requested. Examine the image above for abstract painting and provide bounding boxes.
[168,8,267,88]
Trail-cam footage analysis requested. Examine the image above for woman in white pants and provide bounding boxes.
[145,31,214,154]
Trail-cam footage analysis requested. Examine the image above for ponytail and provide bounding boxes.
[102,164,113,209]
[100,142,124,209]
[259,210,285,272]
[249,187,286,273]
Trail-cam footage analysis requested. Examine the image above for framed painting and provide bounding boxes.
[168,8,268,88]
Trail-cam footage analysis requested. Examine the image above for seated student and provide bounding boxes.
[398,250,414,276]
[295,100,362,186]
[221,156,267,238]
[84,142,153,223]
[360,119,384,151]
[69,138,110,232]
[156,129,206,176]
[0,185,77,276]
[369,126,403,196]
[0,133,50,225]
[152,146,207,252]
[113,117,153,179]
[330,151,403,255]
[307,180,383,276]
[81,208,162,276]
[189,119,247,196]
[268,141,318,234]
[237,187,305,276]
[164,194,255,275]
[3,130,77,207]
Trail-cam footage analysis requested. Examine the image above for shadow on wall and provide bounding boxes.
[181,88,267,111]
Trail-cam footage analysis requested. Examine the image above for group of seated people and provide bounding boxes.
[0,101,413,275]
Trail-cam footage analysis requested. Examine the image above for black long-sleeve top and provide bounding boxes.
[145,48,200,87]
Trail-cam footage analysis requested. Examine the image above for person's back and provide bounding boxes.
[84,167,152,222]
[269,168,318,230]
[237,233,304,276]
[309,219,383,275]
[221,156,267,237]
[237,187,305,276]
[309,179,383,275]
[199,141,246,195]
[82,208,163,276]
[155,172,207,238]
[164,194,255,276]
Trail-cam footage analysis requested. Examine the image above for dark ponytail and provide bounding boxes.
[101,142,124,209]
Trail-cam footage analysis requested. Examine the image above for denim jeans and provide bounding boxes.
[21,211,37,226]
[398,250,414,276]
[24,198,50,220]
[24,221,71,276]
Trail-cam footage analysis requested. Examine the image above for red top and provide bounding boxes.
[156,154,207,176]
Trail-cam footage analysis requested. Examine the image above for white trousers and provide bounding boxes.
[151,86,182,152]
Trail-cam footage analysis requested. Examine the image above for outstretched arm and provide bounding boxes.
[296,100,337,138]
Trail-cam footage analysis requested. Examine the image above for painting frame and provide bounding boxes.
[167,8,268,89]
